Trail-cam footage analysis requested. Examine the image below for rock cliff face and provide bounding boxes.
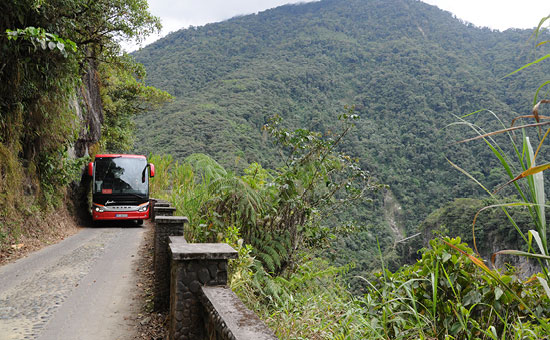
[489,239,539,278]
[72,58,103,158]
[383,189,405,241]
[70,59,104,224]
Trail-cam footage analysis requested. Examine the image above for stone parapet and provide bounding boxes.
[154,205,176,217]
[168,240,240,340]
[165,224,278,340]
[150,198,170,220]
[153,215,188,311]
[201,286,278,340]
[170,242,238,261]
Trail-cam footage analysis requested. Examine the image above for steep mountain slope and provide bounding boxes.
[132,0,549,234]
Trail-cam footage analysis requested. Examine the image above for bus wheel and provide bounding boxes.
[136,219,144,226]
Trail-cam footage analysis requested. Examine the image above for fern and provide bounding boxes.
[185,153,227,182]
[250,229,291,274]
[263,244,282,269]
[273,235,288,258]
[258,252,276,273]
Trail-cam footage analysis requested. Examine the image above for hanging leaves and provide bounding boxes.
[6,27,76,57]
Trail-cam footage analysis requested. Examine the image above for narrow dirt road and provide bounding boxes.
[0,224,144,340]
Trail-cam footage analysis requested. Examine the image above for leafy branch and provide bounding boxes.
[6,27,76,57]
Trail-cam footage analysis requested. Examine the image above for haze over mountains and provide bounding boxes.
[133,0,549,239]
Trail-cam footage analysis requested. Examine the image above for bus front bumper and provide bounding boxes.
[92,203,150,221]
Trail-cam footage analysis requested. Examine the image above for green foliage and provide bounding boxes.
[138,4,550,338]
[449,108,550,297]
[148,153,226,240]
[38,147,89,208]
[6,26,77,57]
[99,58,171,152]
[149,113,381,276]
[130,0,550,290]
[420,198,534,259]
[363,238,550,339]
[232,257,371,339]
[1,14,80,214]
[0,0,161,247]
[133,0,550,239]
[148,154,175,197]
[0,144,23,200]
[7,0,162,58]
[249,112,383,273]
[150,147,550,338]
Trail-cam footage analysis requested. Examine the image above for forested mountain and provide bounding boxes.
[132,0,549,242]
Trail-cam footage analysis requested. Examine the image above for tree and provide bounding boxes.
[0,0,163,245]
[99,57,171,152]
[180,112,384,274]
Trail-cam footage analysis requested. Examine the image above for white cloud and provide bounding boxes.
[122,0,550,52]
[421,0,550,31]
[124,0,317,51]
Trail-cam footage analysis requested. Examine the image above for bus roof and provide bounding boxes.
[95,154,146,159]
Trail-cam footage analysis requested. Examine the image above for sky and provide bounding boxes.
[125,0,550,51]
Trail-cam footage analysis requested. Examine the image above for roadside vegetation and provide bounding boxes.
[3,0,550,337]
[150,110,550,338]
[132,0,550,289]
[148,16,550,338]
[0,0,169,254]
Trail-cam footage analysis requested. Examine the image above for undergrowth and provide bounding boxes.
[151,146,550,338]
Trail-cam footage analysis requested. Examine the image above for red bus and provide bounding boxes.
[88,154,155,224]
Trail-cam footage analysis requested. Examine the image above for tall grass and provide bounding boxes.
[148,153,225,241]
[444,102,550,337]
[361,237,550,339]
[449,108,550,292]
[149,151,550,338]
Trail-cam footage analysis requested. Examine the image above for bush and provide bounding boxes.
[363,237,550,339]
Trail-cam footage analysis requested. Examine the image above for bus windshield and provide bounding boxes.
[93,157,148,197]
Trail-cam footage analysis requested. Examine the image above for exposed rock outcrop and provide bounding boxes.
[72,58,103,158]
[69,58,104,225]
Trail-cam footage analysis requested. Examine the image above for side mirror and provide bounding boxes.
[142,163,155,183]
[87,162,94,177]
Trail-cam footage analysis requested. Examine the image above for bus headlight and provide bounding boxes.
[138,204,148,212]
[93,205,104,213]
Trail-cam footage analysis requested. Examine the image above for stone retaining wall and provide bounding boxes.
[153,215,188,311]
[152,209,278,340]
[168,238,277,340]
[201,286,278,340]
[168,240,237,339]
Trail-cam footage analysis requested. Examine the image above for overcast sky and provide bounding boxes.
[125,0,550,51]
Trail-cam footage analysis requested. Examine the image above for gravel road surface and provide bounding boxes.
[0,225,144,340]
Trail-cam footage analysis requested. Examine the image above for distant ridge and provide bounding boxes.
[133,0,548,232]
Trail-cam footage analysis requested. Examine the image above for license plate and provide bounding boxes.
[115,214,128,218]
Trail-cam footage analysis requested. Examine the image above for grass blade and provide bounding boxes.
[456,121,550,144]
[493,162,550,192]
[525,137,547,253]
[448,159,529,247]
[491,249,550,264]
[472,203,530,254]
[431,261,438,321]
[503,54,550,78]
[529,230,547,256]
[536,276,550,300]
